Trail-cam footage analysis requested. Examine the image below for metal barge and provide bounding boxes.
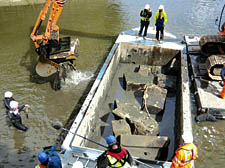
[58,28,194,168]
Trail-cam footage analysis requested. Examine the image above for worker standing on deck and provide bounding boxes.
[97,135,134,168]
[220,63,225,98]
[170,134,198,168]
[154,5,167,43]
[138,4,152,38]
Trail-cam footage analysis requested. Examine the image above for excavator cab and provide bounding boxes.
[30,0,80,90]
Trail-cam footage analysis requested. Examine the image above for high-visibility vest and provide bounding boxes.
[154,10,167,26]
[106,147,129,168]
[35,164,47,168]
[141,10,150,22]
[170,143,198,168]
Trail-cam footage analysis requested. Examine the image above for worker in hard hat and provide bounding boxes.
[35,151,49,168]
[138,4,152,38]
[97,135,134,168]
[35,146,62,168]
[8,100,30,131]
[154,5,167,43]
[170,134,198,168]
[3,91,15,109]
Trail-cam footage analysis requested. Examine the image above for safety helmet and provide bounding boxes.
[106,135,117,145]
[10,101,18,109]
[38,152,49,163]
[158,5,164,10]
[145,4,150,10]
[4,91,13,98]
[72,161,84,168]
[182,134,193,143]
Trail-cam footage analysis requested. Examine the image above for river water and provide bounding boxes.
[0,0,224,167]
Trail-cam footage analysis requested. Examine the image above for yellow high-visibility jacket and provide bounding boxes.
[170,143,198,168]
[154,10,167,26]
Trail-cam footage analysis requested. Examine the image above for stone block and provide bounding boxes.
[143,84,167,114]
[112,119,131,137]
[123,72,154,91]
[120,135,169,160]
[113,100,159,135]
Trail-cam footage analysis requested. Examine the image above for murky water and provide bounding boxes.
[0,0,224,167]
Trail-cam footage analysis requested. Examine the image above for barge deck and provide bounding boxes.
[59,28,194,167]
[184,35,225,119]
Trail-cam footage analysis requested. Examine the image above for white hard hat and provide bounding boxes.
[182,134,193,143]
[72,161,83,168]
[159,5,164,10]
[10,101,18,109]
[4,91,13,98]
[145,4,150,10]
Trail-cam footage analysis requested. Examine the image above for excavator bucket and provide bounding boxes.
[36,37,80,77]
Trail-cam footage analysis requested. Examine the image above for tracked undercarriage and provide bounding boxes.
[199,35,225,56]
[199,35,225,80]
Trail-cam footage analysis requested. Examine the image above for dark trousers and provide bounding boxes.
[156,26,164,40]
[139,20,149,37]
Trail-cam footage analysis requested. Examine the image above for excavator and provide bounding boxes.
[199,4,225,80]
[30,0,80,90]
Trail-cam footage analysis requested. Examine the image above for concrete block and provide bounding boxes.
[113,100,159,135]
[120,135,169,160]
[138,65,162,76]
[112,119,131,137]
[156,74,177,89]
[143,84,167,114]
[123,72,153,91]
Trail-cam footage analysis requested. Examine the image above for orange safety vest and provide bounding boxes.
[170,143,198,168]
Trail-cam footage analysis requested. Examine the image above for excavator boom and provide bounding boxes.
[30,0,80,90]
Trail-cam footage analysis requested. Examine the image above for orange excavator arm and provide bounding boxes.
[30,0,66,49]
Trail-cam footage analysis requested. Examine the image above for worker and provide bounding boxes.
[138,4,152,38]
[3,91,15,109]
[154,5,167,43]
[8,101,29,132]
[220,63,225,98]
[35,152,49,168]
[96,135,134,168]
[195,108,216,122]
[35,146,62,168]
[170,134,198,168]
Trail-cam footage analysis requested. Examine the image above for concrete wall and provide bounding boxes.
[0,0,45,6]
[62,43,120,149]
[174,48,194,165]
[120,42,179,66]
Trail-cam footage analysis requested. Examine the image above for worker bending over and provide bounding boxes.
[154,5,167,43]
[97,135,134,168]
[170,134,198,168]
[35,146,62,168]
[138,4,152,38]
